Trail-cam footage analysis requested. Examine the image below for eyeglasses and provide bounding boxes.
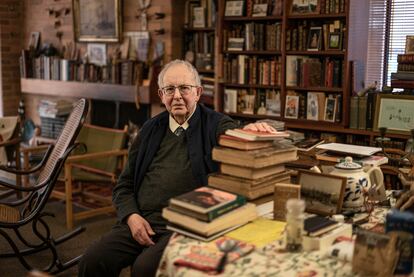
[161,85,198,96]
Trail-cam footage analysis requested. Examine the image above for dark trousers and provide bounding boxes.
[78,223,172,277]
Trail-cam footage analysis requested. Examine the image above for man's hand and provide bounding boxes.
[126,213,156,246]
[243,122,277,133]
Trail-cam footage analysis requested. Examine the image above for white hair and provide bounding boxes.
[157,59,201,88]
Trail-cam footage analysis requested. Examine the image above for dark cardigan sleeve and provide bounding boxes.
[112,135,141,222]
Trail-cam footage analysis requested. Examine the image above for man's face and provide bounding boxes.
[158,64,202,123]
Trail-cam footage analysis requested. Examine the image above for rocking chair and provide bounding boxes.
[0,98,89,274]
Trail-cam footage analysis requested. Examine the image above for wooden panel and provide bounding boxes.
[20,78,150,104]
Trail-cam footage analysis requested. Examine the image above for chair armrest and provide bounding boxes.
[70,163,115,178]
[20,144,50,154]
[66,149,128,163]
[0,137,21,147]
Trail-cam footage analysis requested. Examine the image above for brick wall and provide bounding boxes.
[0,1,23,116]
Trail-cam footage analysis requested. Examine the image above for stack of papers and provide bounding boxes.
[316,143,382,157]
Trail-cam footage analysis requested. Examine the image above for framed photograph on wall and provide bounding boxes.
[252,4,268,17]
[374,94,414,135]
[405,35,414,54]
[284,95,299,119]
[298,170,346,216]
[73,0,121,42]
[225,0,244,16]
[328,32,342,50]
[290,0,319,15]
[87,43,107,66]
[307,27,322,51]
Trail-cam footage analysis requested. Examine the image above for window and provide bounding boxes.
[366,0,414,89]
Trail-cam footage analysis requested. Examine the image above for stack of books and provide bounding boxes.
[209,129,297,203]
[162,186,257,241]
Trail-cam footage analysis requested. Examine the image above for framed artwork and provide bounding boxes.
[87,43,107,66]
[405,35,414,54]
[252,4,268,17]
[28,32,40,50]
[308,27,322,51]
[298,170,346,216]
[225,0,244,16]
[324,96,337,122]
[374,94,414,135]
[284,95,299,119]
[328,32,342,50]
[290,0,319,15]
[306,92,319,120]
[73,0,121,42]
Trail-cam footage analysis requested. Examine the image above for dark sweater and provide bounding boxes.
[112,104,237,224]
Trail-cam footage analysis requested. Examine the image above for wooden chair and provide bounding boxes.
[0,99,89,274]
[52,124,128,229]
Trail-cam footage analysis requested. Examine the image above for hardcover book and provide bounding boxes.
[169,187,246,217]
[273,183,300,221]
[220,163,285,179]
[304,215,339,237]
[212,144,297,168]
[218,135,274,151]
[224,128,289,141]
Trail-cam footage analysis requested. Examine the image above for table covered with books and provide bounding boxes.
[156,208,389,277]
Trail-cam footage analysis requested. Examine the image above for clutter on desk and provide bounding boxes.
[285,199,305,252]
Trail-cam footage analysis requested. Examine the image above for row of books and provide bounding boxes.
[38,99,73,118]
[225,0,283,17]
[223,22,282,52]
[223,56,282,86]
[185,32,215,58]
[20,51,145,85]
[286,56,344,88]
[349,93,376,130]
[319,0,347,15]
[224,88,281,116]
[184,0,217,28]
[285,20,345,51]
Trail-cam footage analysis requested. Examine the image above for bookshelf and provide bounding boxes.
[183,0,217,109]
[216,0,351,131]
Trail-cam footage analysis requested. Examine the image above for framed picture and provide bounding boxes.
[73,0,121,42]
[324,96,337,122]
[328,32,342,50]
[373,94,414,135]
[284,95,299,119]
[123,31,150,62]
[290,0,319,14]
[28,32,40,50]
[252,4,268,17]
[306,92,319,120]
[298,170,346,216]
[192,7,206,28]
[405,35,414,54]
[225,0,244,16]
[87,43,107,66]
[307,27,322,51]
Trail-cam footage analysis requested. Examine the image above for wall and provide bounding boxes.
[0,0,23,116]
[20,0,184,123]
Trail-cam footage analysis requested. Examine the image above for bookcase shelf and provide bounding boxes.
[20,78,150,104]
[184,27,215,32]
[223,50,282,55]
[286,86,343,93]
[224,83,281,89]
[287,13,347,19]
[223,16,283,21]
[286,50,345,56]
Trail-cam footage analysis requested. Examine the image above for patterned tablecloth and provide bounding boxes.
[156,207,390,277]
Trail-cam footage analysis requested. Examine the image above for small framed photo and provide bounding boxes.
[306,92,319,120]
[192,7,206,28]
[252,4,268,17]
[405,35,414,54]
[284,95,299,119]
[324,96,337,122]
[328,32,342,50]
[291,0,319,15]
[28,32,40,50]
[225,0,244,17]
[227,37,245,51]
[87,43,107,66]
[298,170,346,216]
[307,27,322,51]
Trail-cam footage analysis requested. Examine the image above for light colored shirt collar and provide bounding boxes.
[169,105,197,133]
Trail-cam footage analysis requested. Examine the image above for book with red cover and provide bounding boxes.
[225,128,289,141]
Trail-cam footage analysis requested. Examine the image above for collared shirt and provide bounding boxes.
[169,105,197,133]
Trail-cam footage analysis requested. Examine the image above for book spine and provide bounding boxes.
[206,196,246,221]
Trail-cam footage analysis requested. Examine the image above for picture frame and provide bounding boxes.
[192,7,206,28]
[298,170,346,216]
[252,4,268,17]
[284,95,299,119]
[87,43,107,66]
[328,32,342,50]
[73,0,121,42]
[324,96,337,122]
[225,0,244,17]
[306,92,319,120]
[405,35,414,54]
[28,32,40,50]
[307,27,322,51]
[290,0,319,15]
[373,94,414,135]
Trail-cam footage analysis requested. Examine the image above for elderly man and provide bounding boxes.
[78,60,275,277]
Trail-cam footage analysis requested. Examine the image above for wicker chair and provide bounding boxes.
[0,98,89,274]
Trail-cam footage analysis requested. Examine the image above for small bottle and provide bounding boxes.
[285,199,305,252]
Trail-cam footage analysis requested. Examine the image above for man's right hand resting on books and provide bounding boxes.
[127,213,156,246]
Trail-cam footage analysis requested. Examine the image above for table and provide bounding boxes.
[156,207,389,277]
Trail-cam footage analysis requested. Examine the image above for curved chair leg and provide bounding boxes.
[64,163,74,229]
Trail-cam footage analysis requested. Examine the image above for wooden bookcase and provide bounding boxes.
[215,0,352,132]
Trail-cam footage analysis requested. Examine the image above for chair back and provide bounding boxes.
[73,124,128,175]
[25,99,88,218]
